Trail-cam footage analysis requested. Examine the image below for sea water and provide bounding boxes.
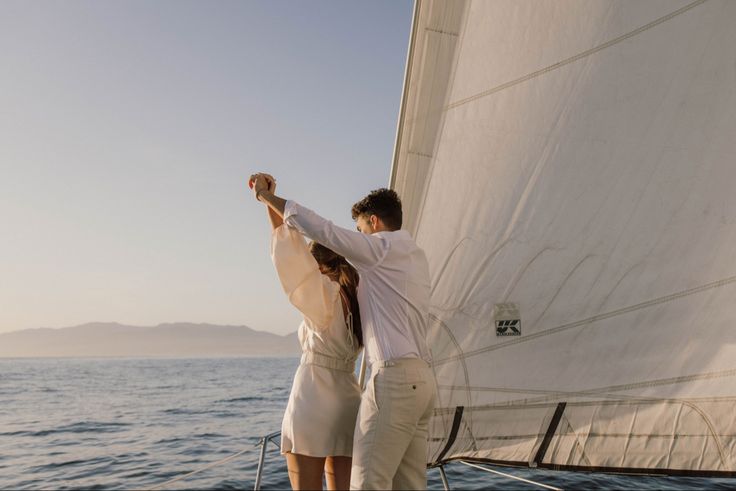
[1,357,734,490]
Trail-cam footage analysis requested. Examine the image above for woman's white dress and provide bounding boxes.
[271,224,361,457]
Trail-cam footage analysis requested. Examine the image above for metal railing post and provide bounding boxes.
[358,347,367,389]
[438,464,451,491]
[253,436,269,491]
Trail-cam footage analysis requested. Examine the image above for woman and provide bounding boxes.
[257,175,362,490]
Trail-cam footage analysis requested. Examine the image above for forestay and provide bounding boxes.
[391,0,736,476]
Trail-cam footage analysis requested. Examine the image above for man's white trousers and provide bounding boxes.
[350,358,436,490]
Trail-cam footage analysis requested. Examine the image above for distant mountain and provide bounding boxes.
[0,322,300,358]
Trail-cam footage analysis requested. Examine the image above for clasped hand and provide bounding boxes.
[248,172,276,200]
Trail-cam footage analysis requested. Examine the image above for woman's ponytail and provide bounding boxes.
[309,242,363,346]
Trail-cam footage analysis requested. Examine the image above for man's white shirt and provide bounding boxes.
[283,200,431,367]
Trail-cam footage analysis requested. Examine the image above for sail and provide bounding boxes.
[392,0,736,476]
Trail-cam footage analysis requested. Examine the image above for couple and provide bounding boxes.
[249,173,436,490]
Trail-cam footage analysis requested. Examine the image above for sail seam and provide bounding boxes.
[445,456,736,478]
[433,273,736,366]
[437,385,736,398]
[432,392,736,414]
[407,150,434,159]
[437,388,736,407]
[439,0,707,113]
[425,27,459,37]
[436,368,736,405]
[433,394,734,416]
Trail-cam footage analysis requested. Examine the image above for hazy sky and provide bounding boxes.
[0,0,414,335]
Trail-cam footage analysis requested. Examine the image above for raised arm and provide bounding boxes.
[259,174,282,230]
[249,173,387,269]
[281,201,387,269]
[250,173,286,218]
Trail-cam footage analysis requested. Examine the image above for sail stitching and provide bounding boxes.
[407,150,434,159]
[425,27,459,37]
[433,273,736,366]
[680,401,730,468]
[411,0,708,121]
[438,386,736,397]
[435,368,736,408]
[438,370,736,399]
[433,394,736,418]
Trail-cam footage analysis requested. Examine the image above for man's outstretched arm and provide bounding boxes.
[249,173,386,268]
[257,190,287,219]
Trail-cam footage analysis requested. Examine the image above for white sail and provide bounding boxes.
[392,0,736,475]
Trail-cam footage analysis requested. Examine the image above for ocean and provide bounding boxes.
[1,357,734,490]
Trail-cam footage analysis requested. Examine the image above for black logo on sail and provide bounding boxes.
[494,303,521,336]
[496,319,521,336]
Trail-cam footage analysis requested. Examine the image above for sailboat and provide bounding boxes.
[150,1,735,489]
[392,0,736,481]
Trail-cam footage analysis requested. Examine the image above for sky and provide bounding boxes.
[0,0,414,335]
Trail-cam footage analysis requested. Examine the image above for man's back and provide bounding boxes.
[354,229,431,366]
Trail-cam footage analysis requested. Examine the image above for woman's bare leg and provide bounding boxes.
[324,456,352,491]
[285,453,326,490]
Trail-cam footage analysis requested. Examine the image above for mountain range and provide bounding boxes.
[0,322,300,358]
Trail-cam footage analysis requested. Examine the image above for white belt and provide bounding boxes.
[301,352,356,372]
[371,357,430,369]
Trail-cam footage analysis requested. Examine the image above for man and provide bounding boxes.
[249,173,436,490]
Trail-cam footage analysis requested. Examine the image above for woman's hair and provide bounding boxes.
[309,242,363,347]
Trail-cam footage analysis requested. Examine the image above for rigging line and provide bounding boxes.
[432,273,736,366]
[408,0,707,125]
[459,461,562,491]
[144,447,249,491]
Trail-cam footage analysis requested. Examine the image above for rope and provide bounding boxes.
[144,447,250,491]
[459,461,562,491]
